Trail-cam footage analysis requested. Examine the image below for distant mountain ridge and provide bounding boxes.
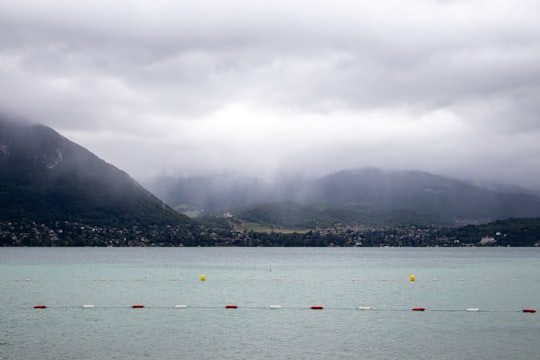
[0,116,192,227]
[309,168,540,222]
[151,168,540,226]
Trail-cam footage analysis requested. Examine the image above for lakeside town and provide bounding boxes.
[2,219,533,247]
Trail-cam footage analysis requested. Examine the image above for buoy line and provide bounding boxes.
[29,305,537,313]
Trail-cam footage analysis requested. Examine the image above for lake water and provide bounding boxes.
[1,247,539,359]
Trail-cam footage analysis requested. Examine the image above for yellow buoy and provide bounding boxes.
[409,274,416,282]
[199,274,206,281]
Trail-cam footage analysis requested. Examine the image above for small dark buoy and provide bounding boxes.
[33,305,47,309]
[311,305,324,310]
[131,304,145,309]
[412,307,425,311]
[522,308,536,313]
[225,305,238,309]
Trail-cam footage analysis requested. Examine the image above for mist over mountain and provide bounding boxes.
[150,168,540,226]
[152,175,276,213]
[0,116,191,227]
[3,113,540,232]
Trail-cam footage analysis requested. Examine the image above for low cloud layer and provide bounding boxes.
[1,0,540,187]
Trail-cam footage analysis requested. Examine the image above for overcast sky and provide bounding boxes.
[1,0,540,187]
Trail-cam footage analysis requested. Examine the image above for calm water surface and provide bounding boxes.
[1,247,539,359]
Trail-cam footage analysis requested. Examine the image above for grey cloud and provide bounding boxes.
[1,0,540,188]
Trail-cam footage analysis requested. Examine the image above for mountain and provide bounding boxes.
[308,168,540,222]
[151,168,540,227]
[0,116,192,227]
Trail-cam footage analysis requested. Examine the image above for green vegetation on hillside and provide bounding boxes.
[442,217,540,247]
[233,201,450,228]
[0,117,192,228]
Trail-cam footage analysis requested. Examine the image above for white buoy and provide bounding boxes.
[358,306,372,310]
[81,304,96,309]
[269,305,282,309]
[174,304,188,309]
[466,308,480,312]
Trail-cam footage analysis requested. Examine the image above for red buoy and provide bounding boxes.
[311,305,324,310]
[225,305,238,309]
[33,305,47,309]
[522,308,536,313]
[131,304,145,309]
[412,307,425,311]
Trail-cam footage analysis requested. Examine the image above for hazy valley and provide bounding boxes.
[149,168,540,229]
